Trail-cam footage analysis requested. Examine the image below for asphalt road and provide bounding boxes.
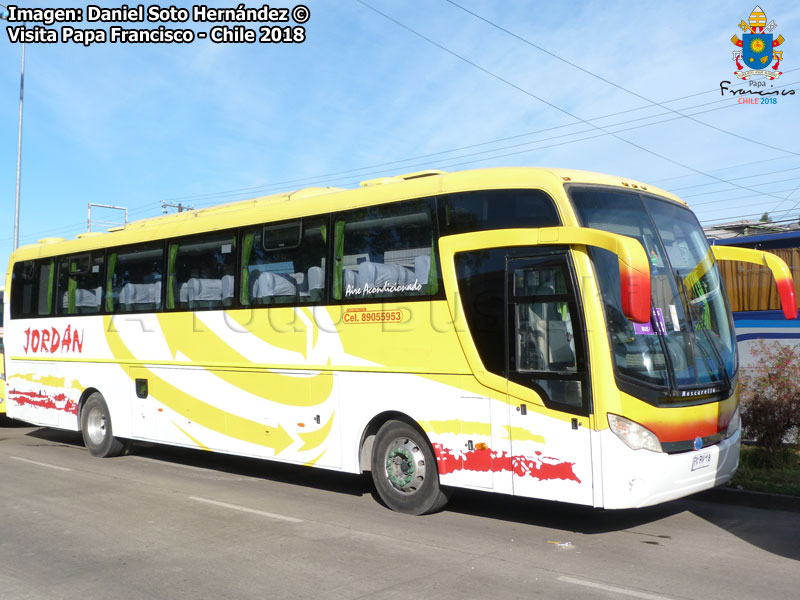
[1,418,798,600]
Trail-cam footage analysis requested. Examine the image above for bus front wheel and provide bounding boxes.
[371,420,450,515]
[80,393,127,458]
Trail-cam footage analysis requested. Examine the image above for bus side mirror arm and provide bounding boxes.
[439,227,652,324]
[711,245,798,320]
[529,228,651,324]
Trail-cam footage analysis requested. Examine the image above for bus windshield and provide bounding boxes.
[571,187,737,399]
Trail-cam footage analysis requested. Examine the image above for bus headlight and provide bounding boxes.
[726,406,740,439]
[608,414,662,452]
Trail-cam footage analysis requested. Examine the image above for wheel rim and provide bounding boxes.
[384,436,426,494]
[85,406,108,446]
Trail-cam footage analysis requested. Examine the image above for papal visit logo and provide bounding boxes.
[730,5,785,80]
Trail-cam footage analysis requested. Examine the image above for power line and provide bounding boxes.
[668,164,800,192]
[106,73,798,211]
[652,150,800,186]
[171,99,731,207]
[65,6,790,215]
[156,86,745,206]
[442,0,800,220]
[701,211,793,224]
[443,0,800,159]
[690,185,800,208]
[186,81,798,212]
[771,181,800,220]
[5,8,796,245]
[355,1,798,205]
[5,96,795,245]
[681,175,800,199]
[142,66,799,208]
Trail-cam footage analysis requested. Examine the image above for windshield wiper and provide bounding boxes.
[650,302,678,397]
[675,269,730,391]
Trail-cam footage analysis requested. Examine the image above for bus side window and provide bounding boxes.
[108,243,164,313]
[10,259,55,318]
[438,189,560,235]
[56,252,104,315]
[453,248,506,378]
[167,233,236,311]
[333,198,438,301]
[240,217,328,306]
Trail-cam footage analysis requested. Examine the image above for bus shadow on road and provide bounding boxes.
[0,415,36,428]
[23,426,668,525]
[24,426,800,561]
[448,487,800,561]
[444,487,685,534]
[24,426,373,498]
[21,427,683,531]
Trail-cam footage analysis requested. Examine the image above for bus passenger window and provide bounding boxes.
[56,252,104,315]
[333,198,438,301]
[167,233,236,310]
[240,217,327,306]
[10,259,55,318]
[108,243,164,313]
[438,189,560,235]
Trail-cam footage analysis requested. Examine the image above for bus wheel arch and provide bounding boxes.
[361,413,451,515]
[76,387,100,431]
[78,390,128,458]
[359,411,408,473]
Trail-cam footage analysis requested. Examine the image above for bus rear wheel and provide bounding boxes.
[371,420,450,515]
[80,393,127,458]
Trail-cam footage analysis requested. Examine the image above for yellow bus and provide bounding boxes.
[4,167,795,514]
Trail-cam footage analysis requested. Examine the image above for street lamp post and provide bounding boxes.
[1,3,24,250]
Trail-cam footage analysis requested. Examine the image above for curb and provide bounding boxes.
[693,486,800,513]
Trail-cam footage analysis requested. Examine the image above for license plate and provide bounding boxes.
[691,452,712,471]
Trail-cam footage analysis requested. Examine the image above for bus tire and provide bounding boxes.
[371,420,450,515]
[80,393,127,458]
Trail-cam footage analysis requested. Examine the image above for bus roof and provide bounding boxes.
[8,166,682,263]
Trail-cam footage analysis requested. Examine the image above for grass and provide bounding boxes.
[729,445,800,496]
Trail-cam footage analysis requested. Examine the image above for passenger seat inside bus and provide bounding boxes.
[307,266,324,301]
[358,262,414,289]
[340,251,431,295]
[62,287,103,314]
[252,271,299,304]
[119,281,162,311]
[183,275,235,308]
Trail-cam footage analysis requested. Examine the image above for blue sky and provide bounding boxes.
[1,1,800,276]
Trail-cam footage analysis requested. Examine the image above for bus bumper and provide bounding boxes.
[599,426,741,509]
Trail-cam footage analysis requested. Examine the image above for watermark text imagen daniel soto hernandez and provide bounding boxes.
[4,4,310,45]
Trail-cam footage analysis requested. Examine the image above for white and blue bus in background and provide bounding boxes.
[711,231,800,370]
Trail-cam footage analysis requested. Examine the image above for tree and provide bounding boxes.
[740,340,800,466]
[760,212,771,223]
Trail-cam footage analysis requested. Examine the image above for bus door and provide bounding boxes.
[506,253,594,505]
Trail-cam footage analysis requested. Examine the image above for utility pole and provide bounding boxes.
[1,3,25,250]
[162,202,194,214]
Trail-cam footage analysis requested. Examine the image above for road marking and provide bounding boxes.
[10,456,72,472]
[558,576,677,600]
[189,496,303,523]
